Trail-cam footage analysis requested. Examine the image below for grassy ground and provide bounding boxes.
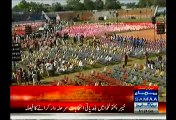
[105,17,151,23]
[41,55,165,82]
[73,17,165,25]
[74,18,151,25]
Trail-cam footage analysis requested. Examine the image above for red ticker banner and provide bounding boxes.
[134,86,158,90]
[10,86,166,113]
[11,86,134,113]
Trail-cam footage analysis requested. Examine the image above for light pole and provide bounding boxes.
[140,10,142,22]
[96,0,97,10]
[152,16,156,42]
[53,0,56,17]
[146,0,148,18]
[154,21,156,41]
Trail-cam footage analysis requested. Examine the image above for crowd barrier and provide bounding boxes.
[12,22,45,35]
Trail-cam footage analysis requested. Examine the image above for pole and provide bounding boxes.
[140,10,141,22]
[146,8,147,18]
[53,0,56,21]
[154,24,156,41]
[164,10,166,28]
[117,16,118,29]
[96,0,97,10]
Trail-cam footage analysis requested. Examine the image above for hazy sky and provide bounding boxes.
[12,0,139,7]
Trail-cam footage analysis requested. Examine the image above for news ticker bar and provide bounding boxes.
[10,102,165,113]
[10,113,166,119]
[10,86,166,113]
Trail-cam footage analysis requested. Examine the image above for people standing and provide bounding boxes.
[16,69,22,85]
[124,53,128,66]
[12,72,16,85]
[73,35,77,44]
[145,51,149,66]
[32,71,37,86]
[36,68,41,85]
[22,70,29,85]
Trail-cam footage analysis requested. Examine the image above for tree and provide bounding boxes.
[66,0,85,11]
[104,0,121,10]
[77,2,85,10]
[29,2,41,12]
[12,6,22,12]
[126,2,137,8]
[155,0,166,7]
[13,0,30,12]
[51,2,63,11]
[138,0,153,8]
[12,0,48,12]
[83,0,95,10]
[137,0,166,8]
[94,0,104,10]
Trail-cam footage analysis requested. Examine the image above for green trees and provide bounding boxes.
[12,0,48,12]
[138,0,153,8]
[51,2,63,12]
[12,0,166,12]
[12,0,102,12]
[84,0,95,10]
[138,0,166,8]
[126,2,137,8]
[66,0,85,11]
[13,0,30,12]
[104,0,121,10]
[94,0,104,10]
[155,0,166,7]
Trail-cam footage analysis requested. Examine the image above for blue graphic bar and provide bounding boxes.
[134,90,158,96]
[134,96,158,102]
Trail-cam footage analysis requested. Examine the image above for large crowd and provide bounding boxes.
[11,21,166,89]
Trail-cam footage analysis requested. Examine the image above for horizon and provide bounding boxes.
[12,0,139,8]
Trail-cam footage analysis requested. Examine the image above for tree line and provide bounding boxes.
[12,0,166,12]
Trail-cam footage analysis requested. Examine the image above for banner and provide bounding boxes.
[11,86,133,113]
[10,86,166,113]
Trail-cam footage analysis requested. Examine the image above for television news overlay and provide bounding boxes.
[11,0,166,119]
[134,86,159,113]
[10,86,166,114]
[11,86,133,113]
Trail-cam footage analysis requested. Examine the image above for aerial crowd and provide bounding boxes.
[11,21,166,90]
